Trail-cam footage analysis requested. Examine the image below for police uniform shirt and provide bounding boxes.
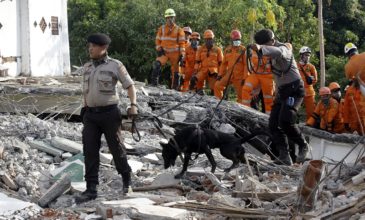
[82,56,134,107]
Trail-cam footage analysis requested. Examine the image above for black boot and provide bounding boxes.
[274,148,293,166]
[150,61,161,86]
[172,72,181,91]
[121,172,131,194]
[75,183,97,204]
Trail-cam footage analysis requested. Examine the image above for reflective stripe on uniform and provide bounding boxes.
[160,36,180,41]
[163,48,180,52]
[242,99,251,104]
[245,82,253,88]
[263,95,273,99]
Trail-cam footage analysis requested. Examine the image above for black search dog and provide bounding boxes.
[160,126,272,179]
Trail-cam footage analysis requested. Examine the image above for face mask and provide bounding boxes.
[300,54,310,64]
[332,91,341,100]
[232,40,241,47]
[166,17,175,26]
[190,40,199,49]
[205,39,214,48]
[321,96,330,106]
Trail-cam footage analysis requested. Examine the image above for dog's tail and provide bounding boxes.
[240,130,273,144]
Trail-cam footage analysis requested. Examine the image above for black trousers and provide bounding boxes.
[269,80,307,154]
[82,106,131,185]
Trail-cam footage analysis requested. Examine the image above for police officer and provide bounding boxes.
[75,33,138,204]
[251,29,309,165]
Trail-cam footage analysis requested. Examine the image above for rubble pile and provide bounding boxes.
[0,78,364,219]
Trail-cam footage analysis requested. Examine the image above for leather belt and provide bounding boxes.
[86,104,117,113]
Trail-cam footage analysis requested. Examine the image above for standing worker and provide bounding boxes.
[190,29,223,94]
[214,30,248,103]
[297,46,318,121]
[251,29,309,165]
[151,8,186,90]
[75,33,138,204]
[181,32,201,92]
[344,43,365,135]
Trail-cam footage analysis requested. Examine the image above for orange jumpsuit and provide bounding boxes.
[307,98,344,133]
[195,45,223,90]
[298,62,318,121]
[181,44,200,91]
[343,85,364,135]
[344,52,365,133]
[214,45,248,103]
[241,50,274,113]
[155,24,186,86]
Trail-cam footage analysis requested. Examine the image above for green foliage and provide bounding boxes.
[324,55,348,89]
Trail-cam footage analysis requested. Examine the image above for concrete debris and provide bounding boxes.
[0,78,365,219]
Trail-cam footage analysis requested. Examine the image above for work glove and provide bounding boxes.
[179,55,185,67]
[241,79,245,86]
[157,48,165,57]
[344,123,351,132]
[189,75,198,90]
[127,104,138,119]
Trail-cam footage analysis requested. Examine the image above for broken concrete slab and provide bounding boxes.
[128,159,143,173]
[50,136,83,154]
[0,192,40,216]
[28,140,63,157]
[100,152,113,164]
[38,173,71,208]
[151,173,180,186]
[97,198,188,220]
[0,171,18,190]
[51,160,84,182]
[141,153,160,164]
[70,181,86,193]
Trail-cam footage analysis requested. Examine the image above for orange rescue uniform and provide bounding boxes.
[306,98,344,133]
[343,85,364,135]
[344,52,365,133]
[195,45,223,90]
[298,62,318,121]
[181,44,200,91]
[241,50,274,113]
[155,24,186,85]
[214,45,248,103]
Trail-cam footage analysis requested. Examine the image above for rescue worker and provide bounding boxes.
[190,29,223,94]
[183,26,192,43]
[214,30,248,103]
[343,80,364,134]
[306,87,344,133]
[298,46,318,121]
[251,29,309,165]
[152,8,186,90]
[344,42,365,135]
[181,32,201,92]
[76,33,138,204]
[242,42,274,114]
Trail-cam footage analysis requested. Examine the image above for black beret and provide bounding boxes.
[87,33,111,46]
[254,29,275,45]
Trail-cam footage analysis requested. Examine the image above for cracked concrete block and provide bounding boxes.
[50,137,83,154]
[151,173,180,186]
[38,173,71,208]
[100,153,113,164]
[0,171,18,190]
[28,140,63,157]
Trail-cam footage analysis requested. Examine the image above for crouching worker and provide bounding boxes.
[251,29,309,165]
[306,87,344,133]
[76,33,138,204]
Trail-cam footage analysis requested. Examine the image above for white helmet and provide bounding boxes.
[299,46,311,54]
[344,43,357,55]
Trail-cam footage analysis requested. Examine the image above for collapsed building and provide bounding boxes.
[0,76,364,219]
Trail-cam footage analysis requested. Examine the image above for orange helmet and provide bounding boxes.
[329,82,340,91]
[319,87,331,96]
[183,26,192,35]
[230,30,241,40]
[203,29,214,39]
[191,32,200,40]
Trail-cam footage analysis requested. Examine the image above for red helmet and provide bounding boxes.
[190,32,200,40]
[329,82,340,91]
[319,87,331,96]
[230,30,241,40]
